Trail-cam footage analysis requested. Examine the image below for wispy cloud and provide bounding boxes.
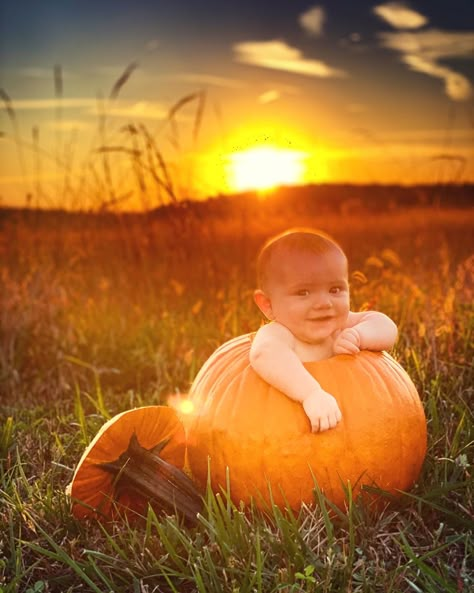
[7,97,170,120]
[379,29,474,62]
[17,67,57,79]
[299,6,326,36]
[378,29,474,100]
[105,101,168,120]
[145,39,160,52]
[402,53,471,101]
[233,39,347,78]
[258,90,281,104]
[173,72,246,89]
[6,98,97,111]
[45,119,92,131]
[2,93,197,124]
[373,2,428,29]
[17,67,76,80]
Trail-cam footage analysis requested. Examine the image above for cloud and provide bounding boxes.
[233,39,347,78]
[105,101,168,120]
[1,96,170,121]
[299,6,326,36]
[173,72,246,89]
[402,54,471,100]
[378,29,474,100]
[379,29,474,61]
[45,119,92,131]
[258,90,281,104]
[146,39,160,52]
[17,67,76,80]
[6,98,97,111]
[373,2,428,30]
[17,67,57,79]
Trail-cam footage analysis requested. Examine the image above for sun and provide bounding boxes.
[226,144,307,192]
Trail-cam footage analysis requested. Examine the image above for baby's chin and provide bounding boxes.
[295,331,335,346]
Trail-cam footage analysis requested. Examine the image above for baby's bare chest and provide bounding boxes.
[293,339,334,362]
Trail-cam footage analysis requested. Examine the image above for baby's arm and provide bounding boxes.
[250,323,342,432]
[333,311,398,355]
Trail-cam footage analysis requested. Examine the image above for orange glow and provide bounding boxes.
[225,145,307,192]
[167,394,195,416]
[179,399,195,415]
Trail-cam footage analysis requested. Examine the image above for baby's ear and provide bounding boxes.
[254,289,274,320]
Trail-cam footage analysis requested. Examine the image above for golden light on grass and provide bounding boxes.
[225,144,307,192]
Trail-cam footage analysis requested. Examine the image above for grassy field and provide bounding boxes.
[0,186,473,592]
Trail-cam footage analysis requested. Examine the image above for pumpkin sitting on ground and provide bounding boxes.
[67,406,202,522]
[186,333,427,511]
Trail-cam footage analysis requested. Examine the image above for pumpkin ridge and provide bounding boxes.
[334,356,374,503]
[361,352,425,493]
[392,355,426,489]
[377,354,408,493]
[335,357,361,499]
[261,378,275,508]
[194,337,250,413]
[378,353,426,473]
[189,340,251,494]
[354,354,399,492]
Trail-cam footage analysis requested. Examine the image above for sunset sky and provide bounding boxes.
[1,0,473,208]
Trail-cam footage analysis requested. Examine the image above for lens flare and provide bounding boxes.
[167,394,195,416]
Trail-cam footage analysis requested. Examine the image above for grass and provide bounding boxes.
[0,190,473,592]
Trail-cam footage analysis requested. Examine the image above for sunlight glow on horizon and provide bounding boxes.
[225,145,308,192]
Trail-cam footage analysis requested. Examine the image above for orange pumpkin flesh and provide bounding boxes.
[186,334,427,511]
[68,406,202,521]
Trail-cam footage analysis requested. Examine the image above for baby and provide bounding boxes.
[249,228,398,433]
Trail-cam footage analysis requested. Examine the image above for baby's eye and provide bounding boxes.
[329,286,342,294]
[296,289,310,296]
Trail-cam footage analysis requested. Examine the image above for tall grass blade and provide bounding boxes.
[0,87,28,188]
[109,62,138,101]
[193,90,206,144]
[74,385,89,446]
[0,416,14,460]
[23,519,104,593]
[398,531,458,593]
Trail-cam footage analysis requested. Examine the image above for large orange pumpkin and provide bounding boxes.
[186,334,427,510]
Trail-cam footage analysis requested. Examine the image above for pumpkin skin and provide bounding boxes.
[186,334,427,510]
[68,406,187,519]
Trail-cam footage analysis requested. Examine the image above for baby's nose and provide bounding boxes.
[312,293,332,308]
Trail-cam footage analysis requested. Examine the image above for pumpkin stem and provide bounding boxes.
[98,432,202,523]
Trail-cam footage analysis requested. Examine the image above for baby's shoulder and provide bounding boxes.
[253,321,296,346]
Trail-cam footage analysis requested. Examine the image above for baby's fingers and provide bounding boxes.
[343,341,360,354]
[335,339,359,354]
[317,416,330,432]
[314,410,342,433]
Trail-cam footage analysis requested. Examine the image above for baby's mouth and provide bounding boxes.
[308,315,333,322]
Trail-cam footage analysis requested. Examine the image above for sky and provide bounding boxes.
[0,0,473,209]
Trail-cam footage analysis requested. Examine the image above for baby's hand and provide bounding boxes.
[333,327,361,355]
[302,389,342,433]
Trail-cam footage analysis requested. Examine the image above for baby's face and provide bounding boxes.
[265,248,350,345]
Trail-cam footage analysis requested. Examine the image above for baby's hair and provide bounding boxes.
[256,227,346,290]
